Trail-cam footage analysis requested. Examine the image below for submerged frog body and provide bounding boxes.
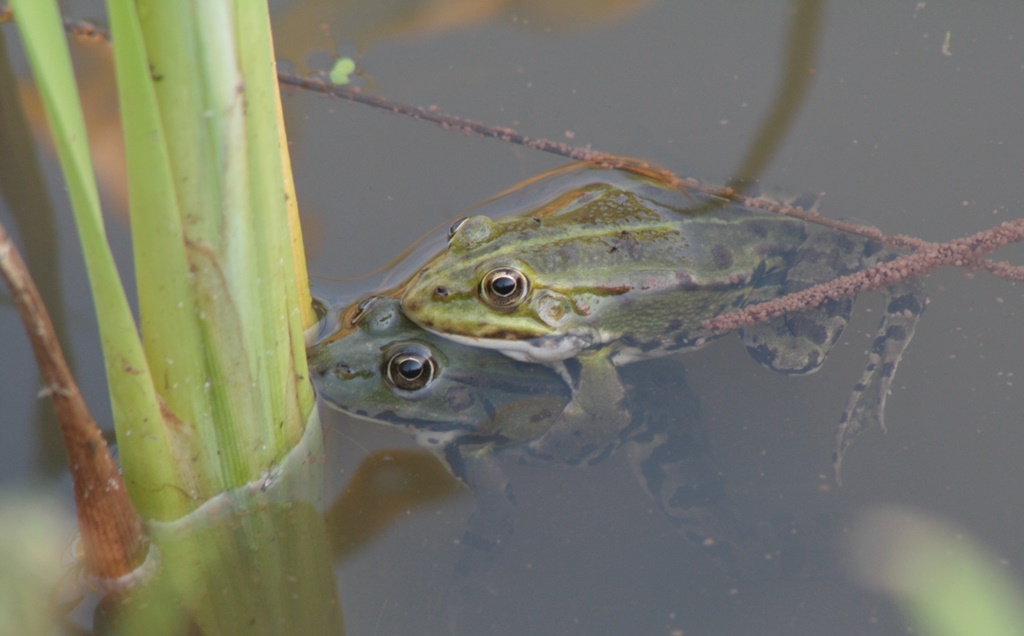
[400,167,925,473]
[308,296,797,581]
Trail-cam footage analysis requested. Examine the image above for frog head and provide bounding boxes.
[405,252,577,332]
[307,296,571,449]
[402,208,635,362]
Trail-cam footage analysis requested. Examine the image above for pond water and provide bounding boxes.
[2,1,1024,634]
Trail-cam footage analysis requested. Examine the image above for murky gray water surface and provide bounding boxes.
[2,1,1023,634]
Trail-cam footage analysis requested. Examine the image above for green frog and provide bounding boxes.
[400,166,926,475]
[308,295,794,581]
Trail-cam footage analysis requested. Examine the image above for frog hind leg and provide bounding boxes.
[443,442,516,564]
[624,413,761,579]
[627,422,842,581]
[619,361,752,577]
[622,360,836,581]
[441,443,517,628]
[740,225,866,374]
[833,277,926,483]
[740,296,853,375]
[526,349,629,465]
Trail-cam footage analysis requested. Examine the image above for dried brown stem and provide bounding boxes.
[0,221,148,585]
[274,74,1024,281]
[734,194,1024,281]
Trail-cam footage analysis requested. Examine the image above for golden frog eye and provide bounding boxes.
[447,217,468,241]
[479,267,530,311]
[384,346,437,392]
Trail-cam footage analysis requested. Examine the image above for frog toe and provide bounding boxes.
[833,382,887,484]
[833,279,924,482]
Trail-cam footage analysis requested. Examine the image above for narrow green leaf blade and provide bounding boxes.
[12,0,189,518]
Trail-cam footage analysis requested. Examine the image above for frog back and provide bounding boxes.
[402,173,811,358]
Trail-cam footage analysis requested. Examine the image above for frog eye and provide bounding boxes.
[479,267,530,311]
[384,347,437,392]
[447,217,469,241]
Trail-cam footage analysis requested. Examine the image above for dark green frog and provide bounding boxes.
[308,295,791,580]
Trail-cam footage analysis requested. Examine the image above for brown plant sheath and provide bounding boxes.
[0,219,148,584]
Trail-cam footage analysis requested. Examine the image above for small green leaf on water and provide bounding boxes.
[330,57,356,85]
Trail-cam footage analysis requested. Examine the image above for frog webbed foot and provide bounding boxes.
[526,352,630,465]
[833,279,926,482]
[526,401,625,464]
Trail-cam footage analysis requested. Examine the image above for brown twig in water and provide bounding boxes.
[0,221,150,588]
[703,218,1024,336]
[273,74,1024,281]
[277,75,700,193]
[734,195,1024,281]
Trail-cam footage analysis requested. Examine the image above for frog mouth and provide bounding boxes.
[425,329,594,364]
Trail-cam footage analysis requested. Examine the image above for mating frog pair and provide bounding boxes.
[308,164,924,587]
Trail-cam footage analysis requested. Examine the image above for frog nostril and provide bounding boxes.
[434,286,449,298]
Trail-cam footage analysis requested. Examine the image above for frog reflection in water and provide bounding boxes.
[400,166,926,474]
[308,296,805,582]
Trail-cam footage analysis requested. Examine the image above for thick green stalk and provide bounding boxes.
[15,0,340,629]
[123,0,315,494]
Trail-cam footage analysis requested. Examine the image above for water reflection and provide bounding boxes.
[725,0,823,193]
[326,448,464,561]
[273,0,652,73]
[5,0,1022,633]
[305,143,935,630]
